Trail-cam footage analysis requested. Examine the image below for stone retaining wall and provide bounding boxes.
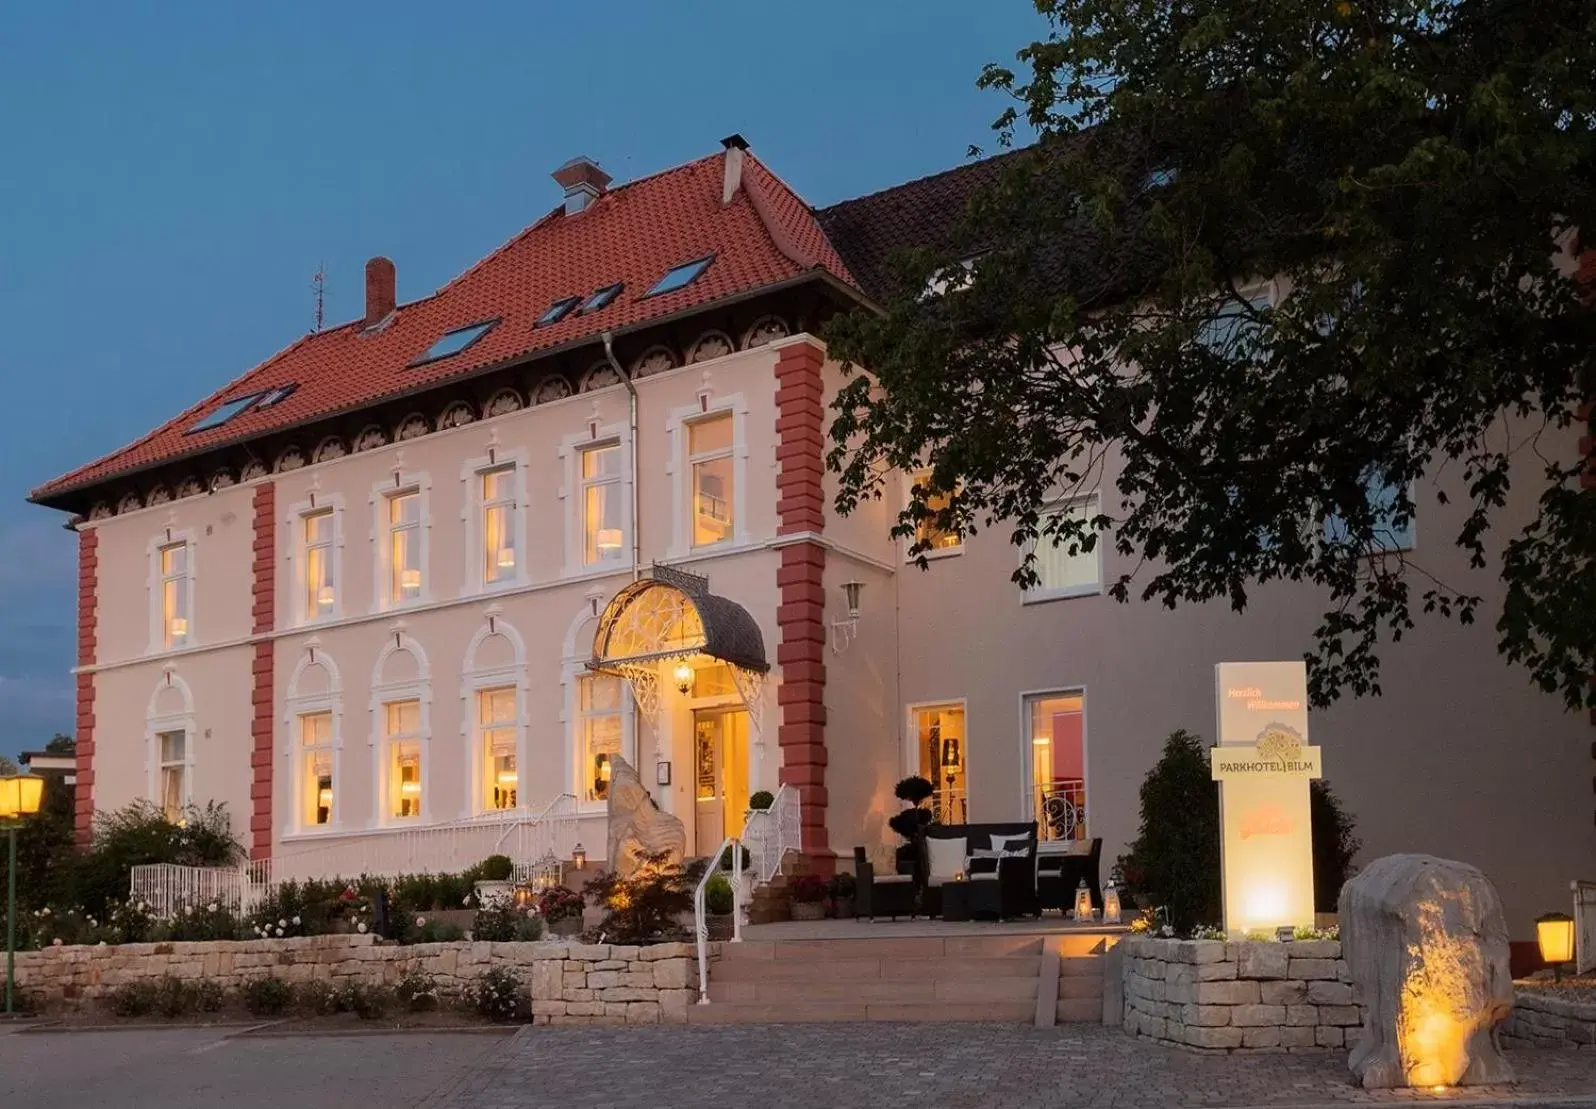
[13,935,699,1025]
[1120,936,1361,1051]
[1503,990,1596,1048]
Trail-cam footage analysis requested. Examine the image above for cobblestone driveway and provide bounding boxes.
[445,1023,1596,1109]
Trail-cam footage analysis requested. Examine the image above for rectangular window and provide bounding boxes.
[479,687,517,811]
[385,699,422,819]
[480,466,517,583]
[1027,498,1101,601]
[913,703,967,824]
[1026,692,1086,843]
[580,675,624,803]
[387,490,422,604]
[303,510,335,618]
[300,711,334,828]
[1324,476,1415,553]
[160,542,190,647]
[157,729,187,821]
[581,443,624,565]
[688,413,734,547]
[910,471,961,554]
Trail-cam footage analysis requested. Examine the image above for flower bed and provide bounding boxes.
[13,935,700,1026]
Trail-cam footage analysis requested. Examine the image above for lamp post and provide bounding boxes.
[0,773,45,1015]
[1537,912,1576,982]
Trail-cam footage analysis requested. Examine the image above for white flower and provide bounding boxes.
[51,938,62,946]
[138,902,148,912]
[275,927,284,937]
[415,916,426,927]
[41,907,51,917]
[208,903,218,913]
[277,918,287,928]
[291,916,301,926]
[356,922,368,934]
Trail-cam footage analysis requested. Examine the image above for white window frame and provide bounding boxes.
[1023,494,1104,604]
[146,528,198,653]
[666,393,750,559]
[460,613,529,818]
[1018,686,1090,842]
[904,469,963,561]
[368,631,433,826]
[460,447,529,596]
[559,423,633,576]
[370,470,432,612]
[145,669,195,818]
[286,493,346,626]
[283,646,344,836]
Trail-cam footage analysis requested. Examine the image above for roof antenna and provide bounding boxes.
[311,263,327,333]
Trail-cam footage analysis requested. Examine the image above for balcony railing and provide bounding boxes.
[1036,777,1087,842]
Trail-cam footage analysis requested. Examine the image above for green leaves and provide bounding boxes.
[825,0,1596,710]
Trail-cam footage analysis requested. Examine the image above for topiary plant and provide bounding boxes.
[747,790,775,811]
[893,776,934,806]
[704,874,735,916]
[477,854,514,882]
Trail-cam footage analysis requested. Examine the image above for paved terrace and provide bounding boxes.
[5,1021,1595,1109]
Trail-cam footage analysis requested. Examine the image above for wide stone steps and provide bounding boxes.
[692,934,1108,1025]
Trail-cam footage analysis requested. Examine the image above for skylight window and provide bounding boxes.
[255,383,298,409]
[644,256,713,298]
[409,320,497,366]
[536,297,580,327]
[580,282,623,314]
[186,393,265,434]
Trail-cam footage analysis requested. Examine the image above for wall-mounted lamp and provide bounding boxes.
[572,842,587,870]
[830,580,865,654]
[673,662,695,696]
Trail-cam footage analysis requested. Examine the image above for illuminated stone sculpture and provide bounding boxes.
[1340,854,1515,1089]
[606,755,686,878]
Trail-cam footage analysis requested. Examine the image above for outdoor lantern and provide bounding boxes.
[2,773,44,1015]
[401,568,422,592]
[572,843,587,870]
[1537,912,1576,981]
[512,883,536,909]
[674,662,695,696]
[0,774,43,820]
[1102,883,1122,924]
[1073,879,1092,921]
[496,546,516,570]
[317,585,335,608]
[841,580,864,618]
[596,527,623,552]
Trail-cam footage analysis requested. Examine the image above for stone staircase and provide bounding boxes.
[689,932,1111,1024]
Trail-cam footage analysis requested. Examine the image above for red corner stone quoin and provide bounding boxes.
[773,339,832,869]
[250,482,276,861]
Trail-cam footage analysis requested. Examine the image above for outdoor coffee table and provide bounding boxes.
[939,875,1002,922]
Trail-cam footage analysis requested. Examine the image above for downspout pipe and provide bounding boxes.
[602,331,642,581]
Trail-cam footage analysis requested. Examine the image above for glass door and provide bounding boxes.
[1026,692,1086,842]
[693,708,750,852]
[913,703,967,824]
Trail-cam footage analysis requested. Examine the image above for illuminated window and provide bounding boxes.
[300,711,334,828]
[1025,692,1087,842]
[580,675,624,802]
[1026,496,1101,601]
[157,729,187,821]
[581,443,624,565]
[159,542,191,647]
[480,466,518,584]
[303,509,335,619]
[688,413,734,547]
[479,687,517,811]
[913,703,966,824]
[386,490,423,604]
[385,699,423,820]
[910,471,961,555]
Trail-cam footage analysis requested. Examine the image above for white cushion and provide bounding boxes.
[926,835,968,881]
[989,833,1032,855]
[874,874,913,884]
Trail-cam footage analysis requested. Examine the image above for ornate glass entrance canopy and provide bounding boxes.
[589,564,769,741]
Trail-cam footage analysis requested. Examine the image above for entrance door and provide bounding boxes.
[693,708,750,852]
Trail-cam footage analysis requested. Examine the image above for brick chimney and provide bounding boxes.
[552,156,612,215]
[364,257,396,328]
[721,134,748,204]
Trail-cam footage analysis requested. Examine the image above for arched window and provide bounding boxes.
[145,667,195,820]
[561,594,636,809]
[370,629,432,825]
[461,609,528,815]
[284,644,344,832]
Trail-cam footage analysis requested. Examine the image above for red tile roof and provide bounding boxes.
[34,149,859,503]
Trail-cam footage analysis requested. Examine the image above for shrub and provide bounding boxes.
[538,885,585,923]
[244,908,307,941]
[1115,731,1221,933]
[396,970,440,1012]
[154,975,196,1018]
[243,976,292,1017]
[471,903,540,942]
[827,872,856,900]
[294,979,339,1015]
[342,981,392,1020]
[416,918,466,943]
[789,874,828,904]
[887,808,931,843]
[476,854,515,882]
[893,775,934,806]
[166,901,239,942]
[1310,779,1362,911]
[584,851,693,944]
[473,966,525,1022]
[108,980,158,1017]
[103,899,156,945]
[717,844,752,871]
[747,790,774,811]
[74,801,243,917]
[704,874,734,916]
[194,979,226,1013]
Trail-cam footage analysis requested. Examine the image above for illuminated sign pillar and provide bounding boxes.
[1211,661,1322,935]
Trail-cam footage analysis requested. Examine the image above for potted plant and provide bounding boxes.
[890,775,935,875]
[538,885,586,938]
[747,789,774,813]
[703,874,736,940]
[472,854,515,908]
[828,872,857,919]
[789,874,828,921]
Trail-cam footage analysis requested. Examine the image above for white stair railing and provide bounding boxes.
[742,784,802,883]
[694,836,745,1005]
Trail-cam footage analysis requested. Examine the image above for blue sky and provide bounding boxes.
[0,1,1047,759]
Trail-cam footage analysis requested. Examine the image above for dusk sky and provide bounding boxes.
[0,2,1047,759]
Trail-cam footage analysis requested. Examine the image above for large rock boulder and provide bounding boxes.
[606,756,686,878]
[1339,854,1514,1089]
